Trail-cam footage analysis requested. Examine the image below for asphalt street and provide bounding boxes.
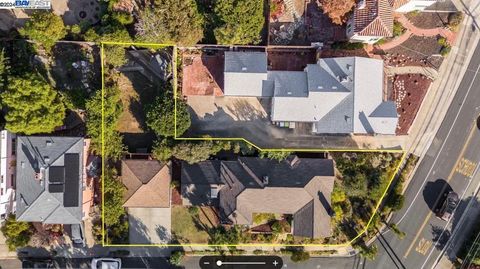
[363,40,480,269]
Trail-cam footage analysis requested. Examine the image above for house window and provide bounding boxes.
[11,138,16,156]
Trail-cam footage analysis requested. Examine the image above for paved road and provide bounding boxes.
[364,40,480,269]
[0,257,177,269]
[182,255,361,269]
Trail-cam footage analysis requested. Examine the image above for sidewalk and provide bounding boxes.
[406,7,480,156]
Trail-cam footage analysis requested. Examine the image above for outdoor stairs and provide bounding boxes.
[273,0,304,45]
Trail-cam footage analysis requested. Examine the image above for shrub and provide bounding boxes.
[290,249,310,262]
[448,12,464,31]
[393,20,406,37]
[1,214,33,251]
[440,45,451,56]
[188,206,199,216]
[169,250,185,266]
[331,41,364,50]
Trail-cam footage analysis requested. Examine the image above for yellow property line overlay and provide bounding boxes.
[101,42,407,247]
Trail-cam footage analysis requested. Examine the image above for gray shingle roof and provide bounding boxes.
[222,51,397,134]
[224,51,267,73]
[181,156,335,238]
[16,136,84,224]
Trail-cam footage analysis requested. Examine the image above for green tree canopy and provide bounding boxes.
[103,168,126,227]
[259,151,292,162]
[85,85,125,161]
[1,214,33,251]
[19,11,67,52]
[135,0,204,46]
[0,49,9,88]
[145,89,191,137]
[214,0,265,45]
[84,18,132,67]
[172,140,231,164]
[1,75,65,134]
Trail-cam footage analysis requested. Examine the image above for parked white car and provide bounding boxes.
[91,258,121,269]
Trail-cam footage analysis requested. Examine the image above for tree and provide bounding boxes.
[172,140,231,164]
[389,223,406,240]
[135,0,204,46]
[152,139,174,161]
[145,90,191,137]
[259,151,292,162]
[84,18,132,67]
[85,86,125,161]
[1,75,66,134]
[290,249,310,262]
[169,250,185,266]
[1,214,33,251]
[358,242,378,260]
[318,0,355,25]
[103,167,127,238]
[0,49,9,88]
[214,0,265,45]
[18,11,67,52]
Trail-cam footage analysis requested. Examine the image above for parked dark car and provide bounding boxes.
[436,190,459,221]
[22,258,54,269]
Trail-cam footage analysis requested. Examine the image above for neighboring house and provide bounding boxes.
[389,0,437,12]
[120,159,172,244]
[0,130,16,219]
[346,0,394,44]
[15,136,85,224]
[223,51,398,135]
[182,156,335,239]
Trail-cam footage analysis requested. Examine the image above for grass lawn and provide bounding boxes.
[171,206,210,244]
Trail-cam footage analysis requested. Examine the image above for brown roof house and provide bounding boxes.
[181,156,335,239]
[120,159,172,244]
[346,0,394,44]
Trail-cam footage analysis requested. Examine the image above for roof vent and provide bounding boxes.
[35,172,43,181]
[241,67,247,71]
[332,86,338,90]
[287,91,292,95]
[287,155,301,168]
[346,64,352,70]
[358,0,366,9]
[46,140,52,146]
[317,86,323,90]
[44,156,50,163]
[262,175,269,186]
[341,76,348,83]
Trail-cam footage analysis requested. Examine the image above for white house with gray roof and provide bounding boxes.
[223,51,398,135]
[16,136,84,224]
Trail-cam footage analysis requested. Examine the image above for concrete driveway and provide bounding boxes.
[128,207,171,244]
[185,96,406,150]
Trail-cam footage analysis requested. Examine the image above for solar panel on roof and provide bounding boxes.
[49,166,65,183]
[49,183,64,193]
[63,153,80,207]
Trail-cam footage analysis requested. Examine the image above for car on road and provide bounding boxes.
[91,258,122,269]
[435,190,459,221]
[22,258,54,269]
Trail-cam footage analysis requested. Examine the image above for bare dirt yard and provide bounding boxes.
[405,12,450,29]
[267,47,317,71]
[391,74,432,135]
[383,35,444,69]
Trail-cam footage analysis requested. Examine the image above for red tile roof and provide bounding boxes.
[353,0,393,37]
[388,0,410,10]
